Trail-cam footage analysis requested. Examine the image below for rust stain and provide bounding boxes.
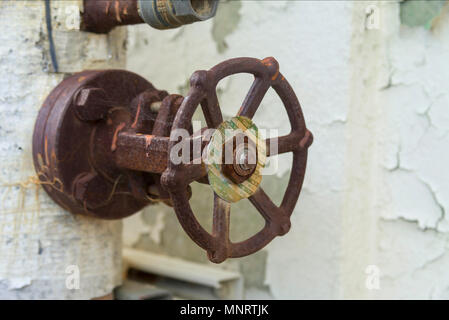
[145,135,154,157]
[44,136,49,165]
[78,76,86,83]
[272,70,279,81]
[51,150,57,166]
[145,135,154,148]
[111,122,126,152]
[131,99,141,129]
[37,153,44,169]
[261,58,272,67]
[115,0,122,23]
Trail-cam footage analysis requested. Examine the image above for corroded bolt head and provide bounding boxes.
[74,87,110,121]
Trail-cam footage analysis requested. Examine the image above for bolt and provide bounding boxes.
[74,87,111,121]
[139,0,219,30]
[222,135,257,184]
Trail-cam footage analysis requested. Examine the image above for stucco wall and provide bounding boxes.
[374,2,449,299]
[125,0,449,299]
[0,0,123,299]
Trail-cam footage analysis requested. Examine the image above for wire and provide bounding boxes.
[44,0,59,73]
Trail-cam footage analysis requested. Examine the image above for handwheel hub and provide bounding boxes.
[222,133,258,184]
[206,116,266,203]
[234,143,257,176]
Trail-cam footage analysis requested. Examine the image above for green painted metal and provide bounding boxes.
[400,0,447,29]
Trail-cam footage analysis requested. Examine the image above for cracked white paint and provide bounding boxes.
[371,2,449,299]
[126,0,449,299]
[0,1,123,299]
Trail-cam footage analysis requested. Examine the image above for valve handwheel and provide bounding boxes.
[161,57,313,263]
[32,55,312,263]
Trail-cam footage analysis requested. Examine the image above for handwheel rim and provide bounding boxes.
[161,57,312,263]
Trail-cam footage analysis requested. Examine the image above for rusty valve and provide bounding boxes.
[32,57,312,263]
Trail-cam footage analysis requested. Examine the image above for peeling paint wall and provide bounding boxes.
[0,1,124,299]
[125,0,449,299]
[374,1,449,299]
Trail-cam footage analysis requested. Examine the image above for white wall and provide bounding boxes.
[0,1,123,299]
[374,2,449,299]
[125,0,449,299]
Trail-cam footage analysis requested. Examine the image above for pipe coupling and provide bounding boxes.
[138,0,219,30]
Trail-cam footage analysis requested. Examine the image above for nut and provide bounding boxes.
[222,134,258,184]
[138,0,219,30]
[74,87,111,121]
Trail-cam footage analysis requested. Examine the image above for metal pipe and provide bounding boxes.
[81,0,144,34]
[81,0,219,33]
[114,132,169,174]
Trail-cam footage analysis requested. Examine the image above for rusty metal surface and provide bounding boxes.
[161,57,313,263]
[81,0,219,33]
[81,0,144,33]
[33,57,312,263]
[32,70,166,219]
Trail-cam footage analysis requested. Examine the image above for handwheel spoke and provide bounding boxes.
[249,188,282,224]
[213,194,231,243]
[238,77,271,119]
[266,133,298,156]
[208,194,231,263]
[183,163,207,185]
[249,188,291,236]
[201,91,223,128]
